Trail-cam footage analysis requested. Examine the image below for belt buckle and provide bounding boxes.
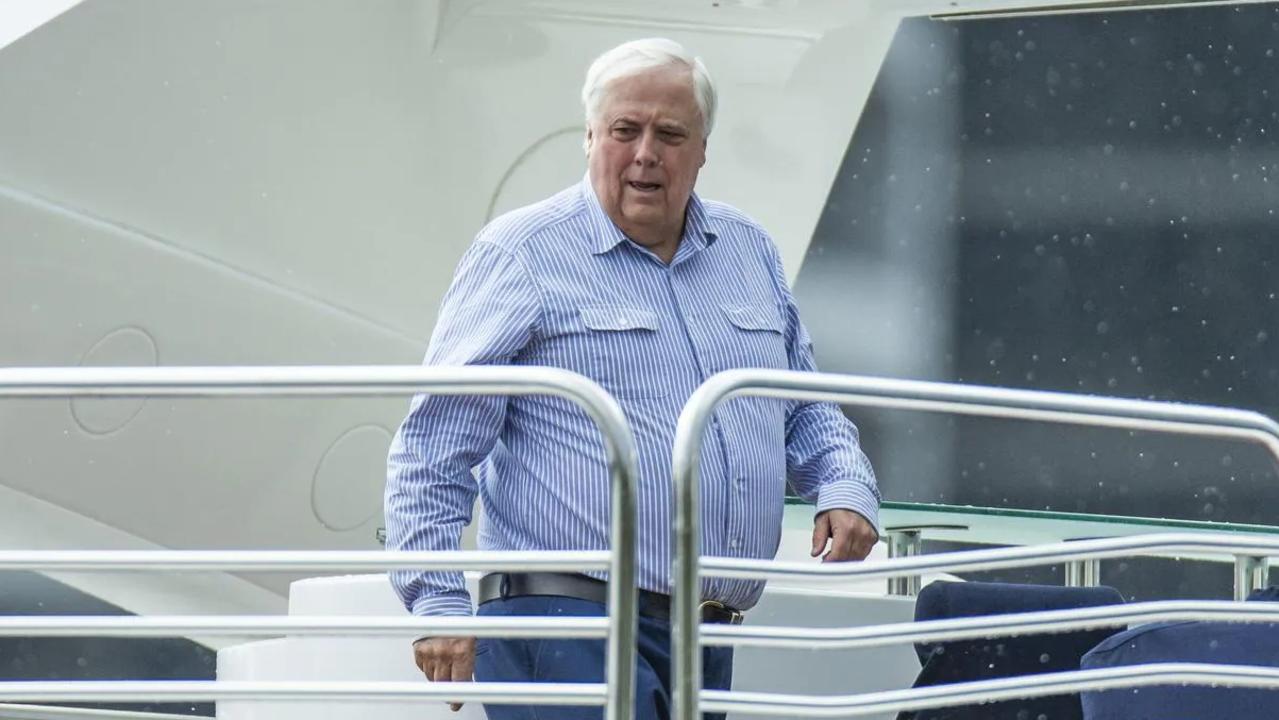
[698,599,745,625]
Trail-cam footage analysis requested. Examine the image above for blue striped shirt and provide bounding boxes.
[385,176,880,617]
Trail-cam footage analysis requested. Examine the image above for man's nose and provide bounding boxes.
[633,131,659,167]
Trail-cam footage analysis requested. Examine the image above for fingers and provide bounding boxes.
[449,647,475,712]
[823,519,856,562]
[818,510,878,563]
[414,641,429,674]
[854,522,879,559]
[451,645,475,682]
[413,636,476,712]
[810,512,831,557]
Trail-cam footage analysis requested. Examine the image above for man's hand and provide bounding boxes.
[810,509,878,562]
[413,636,476,712]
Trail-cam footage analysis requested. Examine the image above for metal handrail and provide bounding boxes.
[0,365,639,720]
[700,663,1279,717]
[0,615,608,639]
[0,681,604,705]
[0,549,608,572]
[701,531,1279,582]
[671,368,1279,720]
[0,705,205,720]
[11,596,1267,647]
[703,598,1279,649]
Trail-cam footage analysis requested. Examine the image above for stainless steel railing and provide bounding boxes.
[0,680,605,706]
[10,365,1279,716]
[694,535,1279,714]
[700,664,1279,718]
[703,531,1279,596]
[0,612,610,639]
[671,368,1279,720]
[0,365,639,720]
[701,597,1279,649]
[0,704,204,720]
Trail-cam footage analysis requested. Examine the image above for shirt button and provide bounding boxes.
[729,538,741,549]
[618,317,629,327]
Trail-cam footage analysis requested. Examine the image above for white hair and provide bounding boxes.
[581,38,717,151]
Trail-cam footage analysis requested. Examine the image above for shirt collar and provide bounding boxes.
[580,172,719,257]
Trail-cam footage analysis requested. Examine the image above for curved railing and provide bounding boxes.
[0,365,640,720]
[671,368,1279,720]
[700,664,1279,717]
[11,366,1279,717]
[700,596,1279,649]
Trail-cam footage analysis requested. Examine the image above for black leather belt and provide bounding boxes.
[477,572,744,625]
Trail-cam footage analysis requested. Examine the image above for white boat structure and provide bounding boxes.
[3,1,1279,718]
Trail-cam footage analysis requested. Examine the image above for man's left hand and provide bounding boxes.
[810,509,878,562]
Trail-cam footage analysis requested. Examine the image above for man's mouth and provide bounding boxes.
[627,181,662,192]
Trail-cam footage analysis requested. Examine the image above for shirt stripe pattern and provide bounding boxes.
[385,177,881,617]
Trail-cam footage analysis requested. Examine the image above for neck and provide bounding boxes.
[623,221,683,264]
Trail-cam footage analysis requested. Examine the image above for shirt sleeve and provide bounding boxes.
[384,240,542,616]
[766,243,883,537]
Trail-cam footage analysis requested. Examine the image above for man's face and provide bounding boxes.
[586,67,707,250]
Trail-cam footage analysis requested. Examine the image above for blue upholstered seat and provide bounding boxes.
[1080,587,1279,720]
[900,580,1126,720]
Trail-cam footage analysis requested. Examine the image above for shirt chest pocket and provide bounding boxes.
[578,307,670,399]
[718,303,789,371]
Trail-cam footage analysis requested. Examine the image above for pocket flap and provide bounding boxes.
[580,307,660,332]
[721,304,784,333]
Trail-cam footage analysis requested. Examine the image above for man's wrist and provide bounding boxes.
[411,591,474,618]
[409,592,474,646]
[815,482,883,539]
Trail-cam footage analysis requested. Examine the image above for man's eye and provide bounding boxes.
[612,126,638,138]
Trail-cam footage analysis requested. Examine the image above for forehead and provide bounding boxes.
[598,68,701,126]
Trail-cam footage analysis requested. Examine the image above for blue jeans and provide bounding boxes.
[475,595,734,720]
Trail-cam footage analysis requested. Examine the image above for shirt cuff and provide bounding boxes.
[815,480,884,540]
[411,591,474,618]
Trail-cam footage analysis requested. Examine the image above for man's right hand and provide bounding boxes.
[413,636,477,712]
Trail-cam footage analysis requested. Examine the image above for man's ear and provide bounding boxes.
[583,126,594,156]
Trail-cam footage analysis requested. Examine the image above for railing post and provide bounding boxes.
[1064,559,1101,587]
[882,524,965,596]
[0,365,641,720]
[672,367,1279,720]
[886,530,923,596]
[1064,538,1102,587]
[1234,555,1269,601]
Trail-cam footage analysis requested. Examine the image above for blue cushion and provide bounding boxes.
[901,581,1125,720]
[1080,586,1279,720]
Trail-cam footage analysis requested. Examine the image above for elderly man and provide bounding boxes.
[385,38,881,720]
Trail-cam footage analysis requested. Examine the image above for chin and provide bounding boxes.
[623,210,664,228]
[627,195,665,210]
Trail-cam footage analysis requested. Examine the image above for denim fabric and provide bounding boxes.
[475,595,732,720]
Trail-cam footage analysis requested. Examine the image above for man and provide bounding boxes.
[385,38,881,720]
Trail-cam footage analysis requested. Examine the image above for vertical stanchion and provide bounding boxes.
[1064,559,1101,587]
[670,367,1279,720]
[1234,555,1269,601]
[886,530,923,596]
